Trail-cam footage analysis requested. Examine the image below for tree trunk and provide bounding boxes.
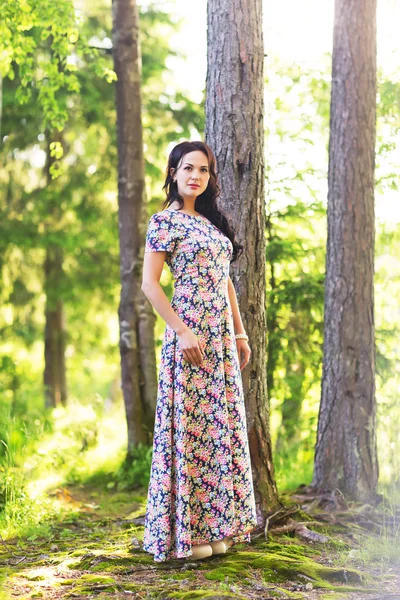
[44,245,67,407]
[43,133,67,408]
[112,0,158,453]
[313,0,378,502]
[266,211,280,399]
[205,0,281,524]
[276,360,306,450]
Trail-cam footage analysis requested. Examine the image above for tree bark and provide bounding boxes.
[312,0,379,502]
[44,245,67,408]
[112,0,158,453]
[276,360,306,450]
[43,132,67,408]
[265,211,280,400]
[205,0,281,524]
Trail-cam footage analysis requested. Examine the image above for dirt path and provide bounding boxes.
[1,485,398,599]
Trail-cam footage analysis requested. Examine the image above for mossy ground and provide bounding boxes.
[0,484,398,599]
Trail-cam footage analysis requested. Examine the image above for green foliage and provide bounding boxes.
[374,224,400,485]
[1,0,116,135]
[266,60,329,455]
[111,443,153,491]
[0,395,124,538]
[274,437,315,493]
[0,2,203,419]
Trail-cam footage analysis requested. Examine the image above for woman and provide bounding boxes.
[141,140,257,563]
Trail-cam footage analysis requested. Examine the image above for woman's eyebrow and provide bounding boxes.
[184,162,209,168]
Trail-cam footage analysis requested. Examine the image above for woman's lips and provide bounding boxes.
[188,184,200,188]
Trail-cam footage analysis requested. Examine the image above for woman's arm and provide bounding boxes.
[227,276,246,335]
[141,251,189,335]
[141,251,205,366]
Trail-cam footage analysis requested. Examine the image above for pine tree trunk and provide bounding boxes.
[44,246,67,407]
[43,133,67,408]
[112,0,158,452]
[205,0,281,523]
[312,0,379,502]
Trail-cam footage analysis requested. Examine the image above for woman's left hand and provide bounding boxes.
[236,338,251,371]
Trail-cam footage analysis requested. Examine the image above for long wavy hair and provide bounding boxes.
[162,141,243,263]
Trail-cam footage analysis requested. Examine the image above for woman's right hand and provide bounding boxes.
[177,327,205,367]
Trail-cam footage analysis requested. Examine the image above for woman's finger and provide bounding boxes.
[196,347,204,366]
[191,347,202,366]
[185,348,196,365]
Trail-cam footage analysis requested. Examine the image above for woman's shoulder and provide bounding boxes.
[147,209,179,233]
[149,208,176,221]
[149,208,172,223]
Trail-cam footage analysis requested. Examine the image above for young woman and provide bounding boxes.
[141,140,258,563]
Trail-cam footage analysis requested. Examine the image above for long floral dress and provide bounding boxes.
[142,208,258,562]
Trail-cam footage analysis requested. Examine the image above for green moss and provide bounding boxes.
[67,584,119,597]
[255,541,316,557]
[272,590,303,599]
[68,549,90,557]
[320,595,348,600]
[117,583,145,592]
[203,550,363,591]
[205,567,249,583]
[68,551,153,570]
[160,571,197,581]
[88,561,117,572]
[76,574,116,584]
[166,591,245,599]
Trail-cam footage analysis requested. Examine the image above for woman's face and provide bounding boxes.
[171,150,210,200]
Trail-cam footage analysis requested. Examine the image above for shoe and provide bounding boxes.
[222,536,234,548]
[189,543,213,560]
[209,540,227,555]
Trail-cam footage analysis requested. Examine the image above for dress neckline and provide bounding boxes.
[165,208,207,220]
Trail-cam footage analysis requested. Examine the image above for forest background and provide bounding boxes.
[0,0,399,572]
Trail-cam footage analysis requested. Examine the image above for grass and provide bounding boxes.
[0,397,150,542]
[349,485,400,574]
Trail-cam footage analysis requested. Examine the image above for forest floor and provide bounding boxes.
[1,483,399,600]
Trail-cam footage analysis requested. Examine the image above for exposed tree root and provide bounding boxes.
[250,482,399,547]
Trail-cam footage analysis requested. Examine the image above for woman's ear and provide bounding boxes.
[170,167,175,179]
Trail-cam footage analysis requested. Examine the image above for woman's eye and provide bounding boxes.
[183,166,208,172]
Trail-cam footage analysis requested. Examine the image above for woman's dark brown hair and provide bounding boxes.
[162,140,243,263]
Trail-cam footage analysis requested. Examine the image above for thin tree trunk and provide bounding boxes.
[112,0,158,453]
[43,133,67,408]
[266,211,280,399]
[276,360,306,450]
[312,0,378,502]
[205,0,281,524]
[44,246,67,407]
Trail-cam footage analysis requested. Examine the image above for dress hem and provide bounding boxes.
[142,521,258,563]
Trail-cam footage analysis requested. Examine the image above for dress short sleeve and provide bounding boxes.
[145,212,176,253]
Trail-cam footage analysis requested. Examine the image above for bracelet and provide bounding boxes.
[235,333,248,340]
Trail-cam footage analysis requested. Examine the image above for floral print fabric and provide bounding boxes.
[142,208,257,562]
